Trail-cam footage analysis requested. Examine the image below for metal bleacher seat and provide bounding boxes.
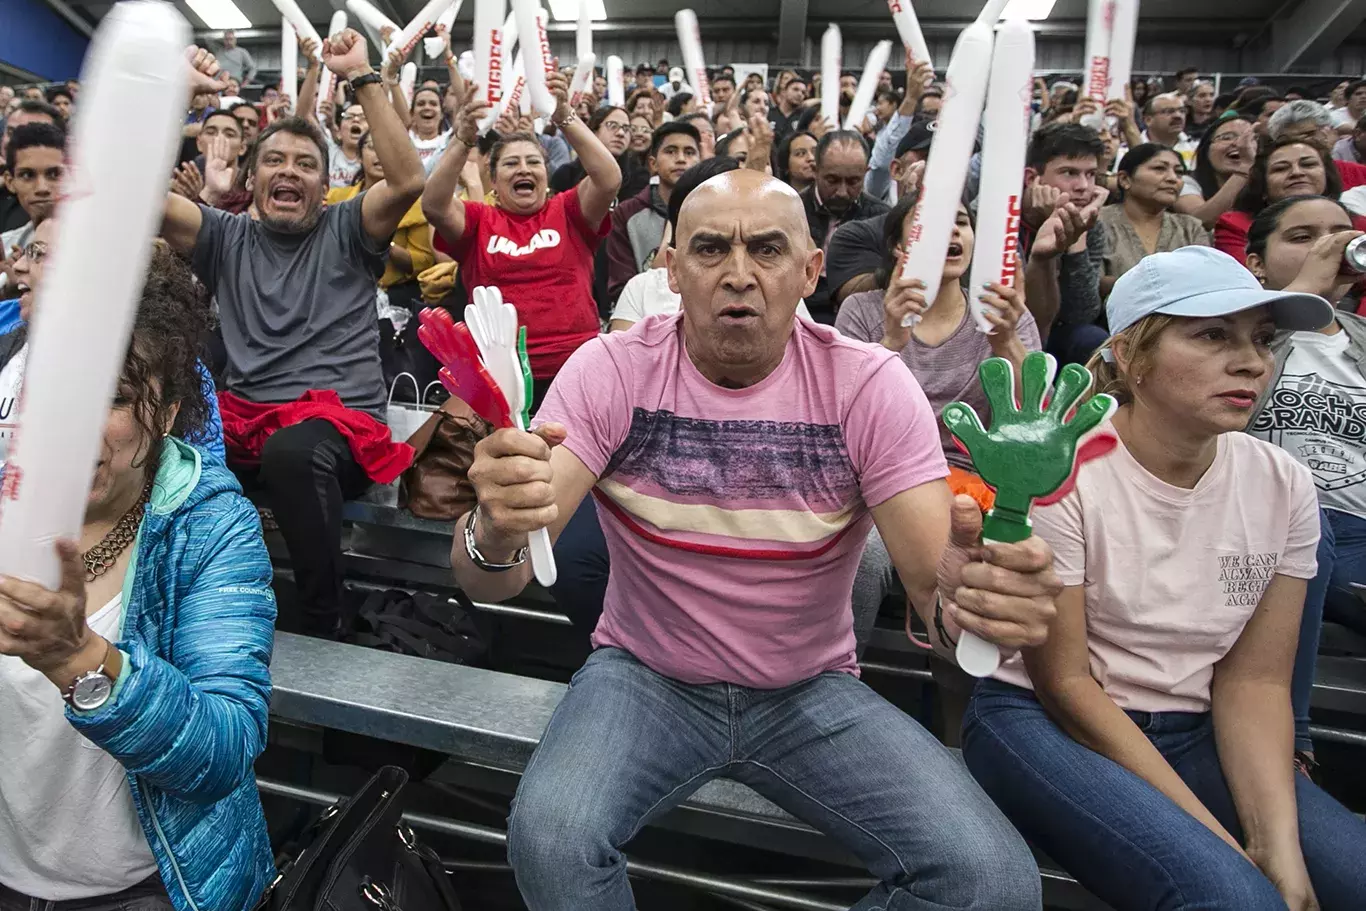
[256,488,1366,907]
[263,632,1108,910]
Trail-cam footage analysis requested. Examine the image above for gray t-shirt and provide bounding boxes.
[191,195,388,416]
[216,45,256,84]
[836,290,1042,470]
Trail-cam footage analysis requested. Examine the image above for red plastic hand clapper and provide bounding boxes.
[417,308,515,429]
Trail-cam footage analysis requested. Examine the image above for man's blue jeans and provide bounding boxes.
[508,647,1041,910]
[963,679,1366,911]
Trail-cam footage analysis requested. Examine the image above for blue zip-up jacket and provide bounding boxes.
[65,437,276,911]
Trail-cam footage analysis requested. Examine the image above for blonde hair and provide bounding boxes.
[1084,314,1177,405]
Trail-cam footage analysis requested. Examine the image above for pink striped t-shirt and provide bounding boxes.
[537,314,948,688]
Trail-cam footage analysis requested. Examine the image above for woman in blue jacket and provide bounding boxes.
[0,241,275,911]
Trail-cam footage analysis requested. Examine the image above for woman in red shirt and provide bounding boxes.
[423,71,622,407]
[1214,138,1350,260]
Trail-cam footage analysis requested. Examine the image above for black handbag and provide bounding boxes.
[262,766,462,911]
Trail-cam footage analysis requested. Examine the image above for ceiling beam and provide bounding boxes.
[776,0,810,66]
[202,16,1272,43]
[1269,0,1366,71]
[38,0,95,38]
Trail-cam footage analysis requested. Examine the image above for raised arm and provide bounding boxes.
[422,85,488,245]
[295,37,321,125]
[381,46,411,128]
[321,30,426,242]
[547,69,622,227]
[162,46,230,253]
[744,113,774,174]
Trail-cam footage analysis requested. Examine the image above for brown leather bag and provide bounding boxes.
[399,396,493,521]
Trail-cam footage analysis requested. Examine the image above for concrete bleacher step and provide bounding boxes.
[267,633,1110,910]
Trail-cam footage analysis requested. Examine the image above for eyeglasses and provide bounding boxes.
[1212,131,1244,144]
[630,125,653,135]
[20,241,47,264]
[600,122,630,134]
[341,112,365,121]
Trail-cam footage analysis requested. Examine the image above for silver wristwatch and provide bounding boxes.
[464,506,528,572]
[63,643,116,712]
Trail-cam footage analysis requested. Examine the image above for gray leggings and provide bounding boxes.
[0,877,173,911]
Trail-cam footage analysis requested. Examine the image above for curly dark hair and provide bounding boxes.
[1233,136,1342,214]
[489,131,544,172]
[116,242,212,469]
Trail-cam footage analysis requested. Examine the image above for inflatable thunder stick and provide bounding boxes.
[675,10,711,108]
[576,0,593,64]
[844,40,893,131]
[319,11,348,121]
[1081,0,1116,129]
[977,0,1012,25]
[418,298,558,587]
[511,0,555,117]
[346,0,400,45]
[510,50,531,116]
[966,16,1034,333]
[0,0,189,588]
[568,53,597,108]
[820,25,842,131]
[887,0,933,71]
[606,55,626,107]
[473,0,507,133]
[425,0,463,58]
[899,15,994,327]
[1107,0,1140,104]
[269,0,323,47]
[280,20,298,106]
[393,0,460,60]
[941,354,1119,676]
[401,62,418,104]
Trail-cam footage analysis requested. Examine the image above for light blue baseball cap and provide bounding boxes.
[1105,246,1334,341]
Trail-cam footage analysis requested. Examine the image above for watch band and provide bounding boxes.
[62,640,115,709]
[933,593,957,650]
[349,72,384,92]
[464,506,528,572]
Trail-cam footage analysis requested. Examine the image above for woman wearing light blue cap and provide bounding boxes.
[962,244,1366,911]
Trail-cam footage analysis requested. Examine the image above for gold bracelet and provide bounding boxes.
[554,111,580,128]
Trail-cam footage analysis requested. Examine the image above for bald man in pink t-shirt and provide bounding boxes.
[450,170,1062,911]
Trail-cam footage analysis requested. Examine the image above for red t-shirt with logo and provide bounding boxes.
[434,187,609,379]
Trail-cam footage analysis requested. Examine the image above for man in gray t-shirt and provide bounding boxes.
[191,197,388,416]
[216,31,257,87]
[165,32,425,637]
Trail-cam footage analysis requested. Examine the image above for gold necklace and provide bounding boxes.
[83,477,154,582]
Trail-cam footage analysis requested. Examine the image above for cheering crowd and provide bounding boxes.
[3,14,1366,911]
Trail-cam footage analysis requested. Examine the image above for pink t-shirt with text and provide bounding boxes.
[995,429,1320,713]
[537,314,948,689]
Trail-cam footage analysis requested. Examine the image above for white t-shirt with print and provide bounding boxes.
[323,131,362,189]
[0,594,158,900]
[411,130,453,176]
[1248,328,1366,520]
[612,268,814,325]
